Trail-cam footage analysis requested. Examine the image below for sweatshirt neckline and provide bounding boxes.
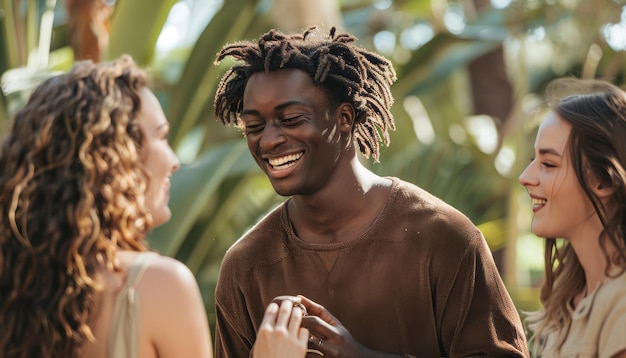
[281,177,399,250]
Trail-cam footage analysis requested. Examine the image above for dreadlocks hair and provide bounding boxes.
[214,26,397,162]
[0,55,152,357]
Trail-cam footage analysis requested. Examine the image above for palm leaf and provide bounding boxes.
[148,139,258,254]
[166,0,261,149]
[107,0,178,64]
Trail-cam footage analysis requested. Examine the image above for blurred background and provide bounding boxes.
[2,0,626,342]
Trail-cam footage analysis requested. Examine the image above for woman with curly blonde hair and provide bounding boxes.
[520,78,626,357]
[0,55,310,358]
[0,55,214,357]
[0,55,309,358]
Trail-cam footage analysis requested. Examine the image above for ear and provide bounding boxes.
[590,177,615,199]
[336,103,355,133]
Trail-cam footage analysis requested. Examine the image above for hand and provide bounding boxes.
[252,299,309,358]
[272,295,308,316]
[298,295,377,358]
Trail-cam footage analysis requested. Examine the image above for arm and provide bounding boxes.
[438,233,528,357]
[214,288,256,357]
[140,256,213,358]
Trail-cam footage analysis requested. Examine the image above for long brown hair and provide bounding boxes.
[526,78,626,353]
[0,56,152,357]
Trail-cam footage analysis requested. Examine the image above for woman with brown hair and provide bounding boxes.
[520,78,626,357]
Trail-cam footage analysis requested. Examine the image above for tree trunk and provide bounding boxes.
[468,46,512,140]
[467,0,513,145]
[65,0,115,62]
[467,0,515,279]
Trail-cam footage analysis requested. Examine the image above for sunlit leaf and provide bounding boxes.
[107,0,178,64]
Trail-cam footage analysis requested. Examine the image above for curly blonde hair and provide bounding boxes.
[0,55,153,357]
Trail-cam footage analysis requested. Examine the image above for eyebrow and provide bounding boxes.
[241,100,308,116]
[537,148,562,157]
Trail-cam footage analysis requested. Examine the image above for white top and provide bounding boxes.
[542,268,626,358]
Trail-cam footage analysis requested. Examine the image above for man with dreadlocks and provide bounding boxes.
[212,27,529,358]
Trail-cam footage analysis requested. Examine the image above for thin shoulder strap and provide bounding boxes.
[126,252,158,290]
[108,252,159,358]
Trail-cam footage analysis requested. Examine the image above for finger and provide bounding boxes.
[276,299,293,327]
[306,335,325,355]
[307,334,321,350]
[297,327,309,343]
[272,295,308,316]
[298,295,339,325]
[300,315,339,343]
[272,295,301,306]
[288,306,304,334]
[260,302,279,327]
[300,316,343,343]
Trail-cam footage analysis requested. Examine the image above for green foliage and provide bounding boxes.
[165,0,263,149]
[3,0,626,343]
[0,0,74,119]
[107,0,179,64]
[0,0,22,72]
[394,34,500,97]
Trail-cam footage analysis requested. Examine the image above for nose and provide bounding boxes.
[259,122,287,151]
[169,146,181,173]
[518,162,538,187]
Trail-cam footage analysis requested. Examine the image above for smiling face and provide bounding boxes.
[241,69,352,196]
[137,88,180,228]
[519,112,599,240]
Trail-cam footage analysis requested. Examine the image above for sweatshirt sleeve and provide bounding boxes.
[214,296,254,358]
[438,227,529,357]
[213,249,257,358]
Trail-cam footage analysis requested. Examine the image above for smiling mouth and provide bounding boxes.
[531,198,547,210]
[267,152,303,170]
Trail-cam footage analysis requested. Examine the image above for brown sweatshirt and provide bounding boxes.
[214,177,529,357]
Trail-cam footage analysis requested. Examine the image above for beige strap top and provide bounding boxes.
[108,252,158,358]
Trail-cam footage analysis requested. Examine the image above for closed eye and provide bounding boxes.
[530,156,557,168]
[282,115,304,124]
[245,124,264,134]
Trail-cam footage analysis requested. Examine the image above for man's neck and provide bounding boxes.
[287,161,391,244]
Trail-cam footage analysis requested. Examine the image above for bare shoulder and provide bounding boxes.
[131,253,213,357]
[143,254,195,280]
[137,254,200,299]
[114,251,196,291]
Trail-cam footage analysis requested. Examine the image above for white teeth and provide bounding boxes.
[531,198,547,206]
[268,152,303,169]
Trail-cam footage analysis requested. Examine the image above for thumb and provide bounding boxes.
[297,295,339,325]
